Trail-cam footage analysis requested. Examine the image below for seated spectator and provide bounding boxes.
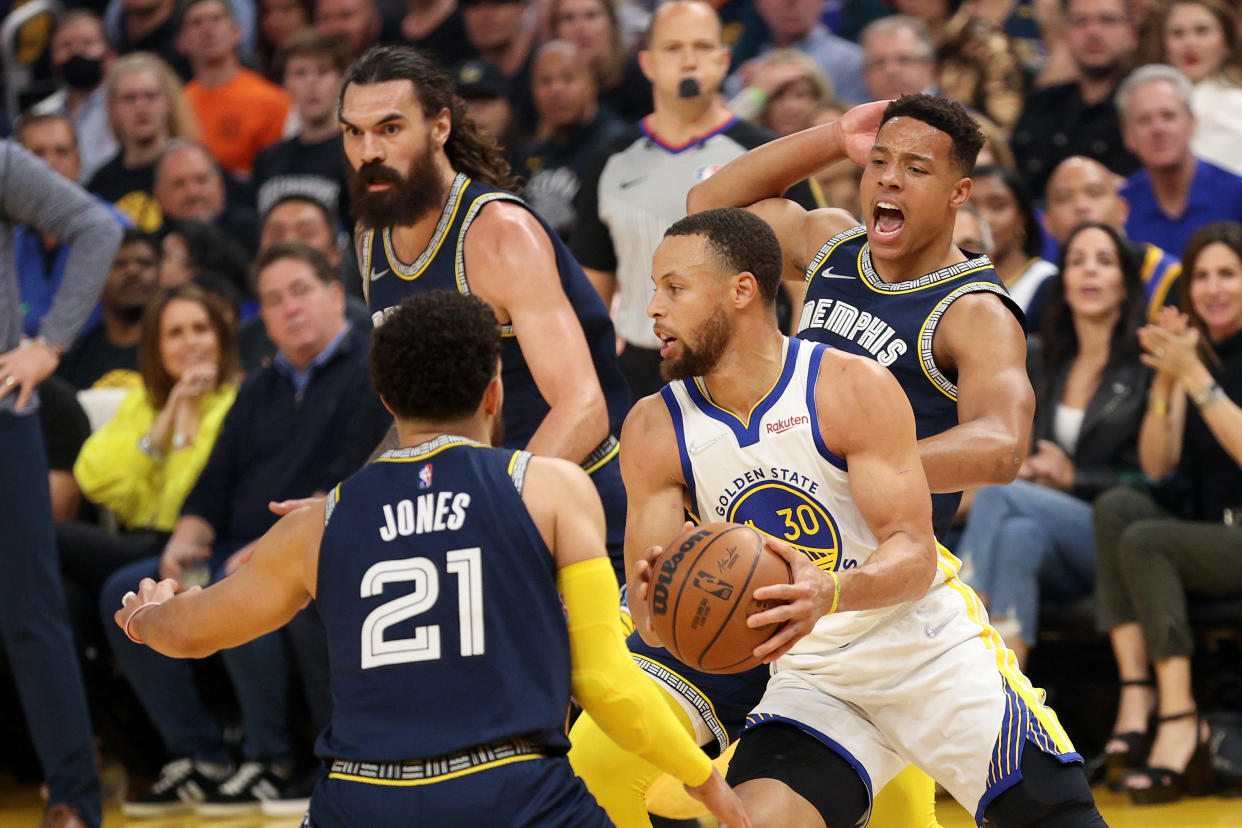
[240,195,372,368]
[252,30,351,225]
[461,0,539,137]
[100,243,390,816]
[959,223,1150,669]
[513,40,623,242]
[1157,0,1242,176]
[1094,220,1242,804]
[725,0,866,105]
[1118,64,1242,262]
[974,111,1016,169]
[549,0,649,123]
[952,199,994,258]
[1010,0,1139,198]
[807,101,861,217]
[58,229,161,390]
[15,113,121,340]
[970,164,1056,314]
[89,53,198,233]
[32,10,119,183]
[40,375,93,524]
[1041,155,1182,322]
[727,49,833,137]
[111,0,192,79]
[455,58,519,150]
[66,283,239,627]
[400,0,477,68]
[159,219,251,317]
[314,0,383,59]
[257,0,313,77]
[180,0,293,177]
[889,0,1022,131]
[860,14,939,103]
[154,140,261,256]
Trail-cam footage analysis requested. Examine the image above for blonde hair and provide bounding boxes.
[104,52,199,144]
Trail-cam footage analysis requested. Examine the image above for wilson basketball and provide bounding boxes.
[646,522,791,674]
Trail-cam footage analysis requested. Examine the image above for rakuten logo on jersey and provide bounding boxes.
[765,415,809,435]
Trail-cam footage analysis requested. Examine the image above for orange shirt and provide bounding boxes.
[186,68,291,176]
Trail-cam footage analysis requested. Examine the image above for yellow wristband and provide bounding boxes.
[1151,400,1168,416]
[826,571,841,615]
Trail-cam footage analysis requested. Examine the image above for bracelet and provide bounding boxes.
[1191,381,1226,410]
[123,601,162,644]
[1151,399,1169,416]
[34,334,64,357]
[825,570,841,615]
[138,433,164,460]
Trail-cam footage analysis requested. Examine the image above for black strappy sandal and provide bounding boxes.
[1124,709,1215,806]
[1105,678,1156,770]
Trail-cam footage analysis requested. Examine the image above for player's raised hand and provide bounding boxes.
[747,535,835,662]
[832,100,889,167]
[685,768,751,828]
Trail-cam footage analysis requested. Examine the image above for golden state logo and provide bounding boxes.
[724,478,847,572]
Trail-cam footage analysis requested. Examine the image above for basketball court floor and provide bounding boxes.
[1,776,1239,826]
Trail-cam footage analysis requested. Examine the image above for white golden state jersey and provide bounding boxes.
[661,336,953,650]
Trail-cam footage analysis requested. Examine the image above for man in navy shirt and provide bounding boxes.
[100,242,390,817]
[1118,64,1242,259]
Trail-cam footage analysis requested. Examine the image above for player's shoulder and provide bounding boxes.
[814,345,897,389]
[522,455,598,513]
[622,391,676,440]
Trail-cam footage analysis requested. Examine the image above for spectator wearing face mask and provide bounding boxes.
[32,10,119,183]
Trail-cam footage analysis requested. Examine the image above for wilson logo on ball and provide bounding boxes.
[651,528,710,616]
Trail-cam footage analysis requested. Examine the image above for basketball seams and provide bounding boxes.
[668,531,721,664]
[697,527,764,672]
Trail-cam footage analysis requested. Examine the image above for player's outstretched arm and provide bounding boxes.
[525,457,750,827]
[750,353,937,661]
[920,294,1035,492]
[115,503,323,658]
[618,395,692,646]
[465,202,611,462]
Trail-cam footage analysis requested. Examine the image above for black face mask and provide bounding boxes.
[61,55,104,90]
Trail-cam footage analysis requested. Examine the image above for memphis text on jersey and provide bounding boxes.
[797,298,908,366]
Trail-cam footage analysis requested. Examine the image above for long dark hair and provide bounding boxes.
[341,46,518,192]
[138,283,239,410]
[1041,222,1146,379]
[973,163,1043,259]
[1180,221,1242,364]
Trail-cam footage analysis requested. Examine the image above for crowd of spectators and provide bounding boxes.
[3,0,1241,824]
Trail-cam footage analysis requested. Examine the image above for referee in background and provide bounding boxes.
[0,139,122,828]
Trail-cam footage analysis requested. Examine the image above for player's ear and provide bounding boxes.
[949,176,972,211]
[733,270,759,308]
[638,49,653,83]
[482,373,503,418]
[379,395,396,418]
[432,107,451,149]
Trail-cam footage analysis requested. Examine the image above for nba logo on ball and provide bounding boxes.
[418,464,433,489]
[695,164,723,182]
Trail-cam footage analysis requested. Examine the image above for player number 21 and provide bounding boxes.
[359,548,484,669]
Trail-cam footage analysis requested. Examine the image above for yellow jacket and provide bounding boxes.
[74,384,238,531]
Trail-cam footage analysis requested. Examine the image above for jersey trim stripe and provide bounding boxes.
[660,385,700,516]
[508,450,531,494]
[917,282,1012,401]
[684,338,799,447]
[328,753,542,787]
[858,244,995,295]
[802,225,868,303]
[455,190,526,337]
[804,343,848,471]
[639,114,739,154]
[323,483,341,526]
[382,173,469,280]
[361,229,374,306]
[632,653,729,755]
[374,436,486,463]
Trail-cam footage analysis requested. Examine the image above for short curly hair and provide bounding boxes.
[882,94,984,176]
[664,207,784,305]
[370,291,501,421]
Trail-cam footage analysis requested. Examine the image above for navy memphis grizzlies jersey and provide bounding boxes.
[359,174,631,448]
[797,225,1023,537]
[314,436,571,762]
